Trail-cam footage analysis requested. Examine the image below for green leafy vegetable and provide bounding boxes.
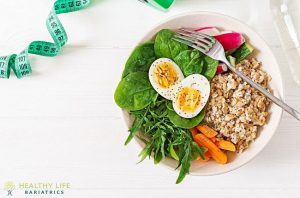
[154,29,218,80]
[167,107,206,129]
[165,100,174,111]
[202,55,219,80]
[176,141,207,184]
[116,28,221,184]
[125,108,149,145]
[227,55,236,67]
[154,29,188,59]
[126,97,206,184]
[176,142,191,184]
[174,49,204,77]
[114,71,157,111]
[122,42,156,78]
[191,142,207,160]
[169,144,179,161]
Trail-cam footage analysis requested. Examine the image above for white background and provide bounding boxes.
[1,0,300,197]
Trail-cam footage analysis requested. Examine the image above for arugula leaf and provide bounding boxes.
[169,144,179,161]
[154,151,163,164]
[176,143,191,184]
[138,143,153,163]
[125,96,207,184]
[192,142,207,160]
[125,108,148,145]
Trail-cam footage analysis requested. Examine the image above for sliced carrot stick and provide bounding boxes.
[194,134,227,164]
[189,127,199,138]
[210,137,219,143]
[216,140,236,152]
[196,125,218,138]
[196,152,211,162]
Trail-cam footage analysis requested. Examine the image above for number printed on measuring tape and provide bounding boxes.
[0,0,91,79]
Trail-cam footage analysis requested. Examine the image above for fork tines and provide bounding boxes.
[173,28,216,54]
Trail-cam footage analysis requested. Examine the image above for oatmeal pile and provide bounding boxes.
[205,58,271,152]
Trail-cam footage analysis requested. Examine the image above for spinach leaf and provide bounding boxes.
[114,71,157,111]
[154,29,218,80]
[122,42,156,78]
[202,55,219,80]
[167,107,205,129]
[174,49,204,77]
[154,29,188,59]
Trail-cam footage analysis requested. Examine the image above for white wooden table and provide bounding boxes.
[1,0,300,197]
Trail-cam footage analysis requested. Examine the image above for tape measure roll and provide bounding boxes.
[0,0,91,79]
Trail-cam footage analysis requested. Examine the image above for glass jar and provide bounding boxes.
[270,0,300,84]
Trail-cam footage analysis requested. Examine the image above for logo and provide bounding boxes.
[3,181,71,196]
[4,181,15,196]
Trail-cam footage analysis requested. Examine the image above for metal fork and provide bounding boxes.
[173,28,300,121]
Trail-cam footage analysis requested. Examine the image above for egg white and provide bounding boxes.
[172,74,210,118]
[149,58,184,100]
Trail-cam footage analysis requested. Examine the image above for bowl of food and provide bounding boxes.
[114,12,283,183]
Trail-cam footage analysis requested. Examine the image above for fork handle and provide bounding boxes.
[224,61,300,121]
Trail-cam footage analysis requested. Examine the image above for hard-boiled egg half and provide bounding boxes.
[173,74,210,118]
[149,58,184,100]
[149,58,210,119]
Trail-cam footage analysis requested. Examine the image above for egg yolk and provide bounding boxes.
[176,87,201,113]
[154,62,178,89]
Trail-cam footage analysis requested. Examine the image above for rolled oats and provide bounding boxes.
[205,58,271,152]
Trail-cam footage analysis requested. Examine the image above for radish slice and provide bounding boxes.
[216,63,228,74]
[196,27,245,50]
[195,27,221,36]
[219,30,233,34]
[214,32,245,50]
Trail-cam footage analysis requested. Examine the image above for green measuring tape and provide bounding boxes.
[0,0,91,79]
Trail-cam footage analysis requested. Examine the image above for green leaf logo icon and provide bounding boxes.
[4,181,15,196]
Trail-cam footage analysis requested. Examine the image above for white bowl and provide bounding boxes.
[122,12,284,176]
